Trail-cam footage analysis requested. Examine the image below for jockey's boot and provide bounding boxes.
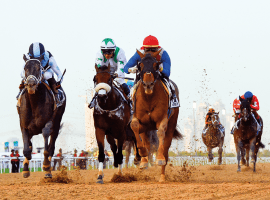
[169,83,180,108]
[16,80,25,99]
[88,93,97,109]
[47,78,60,104]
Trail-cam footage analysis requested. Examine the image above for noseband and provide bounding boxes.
[24,59,43,85]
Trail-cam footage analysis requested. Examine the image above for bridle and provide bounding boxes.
[24,59,43,86]
[211,114,220,128]
[139,55,160,86]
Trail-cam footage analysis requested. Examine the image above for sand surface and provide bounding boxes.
[0,163,270,200]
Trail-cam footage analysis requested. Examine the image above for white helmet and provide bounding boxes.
[100,38,116,50]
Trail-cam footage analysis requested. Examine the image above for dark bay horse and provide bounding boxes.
[234,96,264,172]
[92,64,130,184]
[18,55,66,178]
[202,113,225,165]
[130,50,182,182]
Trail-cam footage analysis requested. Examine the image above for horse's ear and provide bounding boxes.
[23,54,28,62]
[239,96,243,102]
[136,49,145,59]
[152,49,162,58]
[95,64,99,71]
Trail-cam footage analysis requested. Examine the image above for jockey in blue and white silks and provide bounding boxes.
[95,38,130,96]
[18,42,63,101]
[123,35,179,108]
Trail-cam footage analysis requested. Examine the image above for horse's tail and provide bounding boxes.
[173,125,183,140]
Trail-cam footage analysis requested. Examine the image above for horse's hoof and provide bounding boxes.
[156,159,166,166]
[138,148,148,157]
[237,169,241,172]
[96,176,104,184]
[218,161,222,165]
[159,174,165,183]
[44,173,52,178]
[208,158,213,162]
[22,171,30,178]
[139,162,148,169]
[251,159,255,164]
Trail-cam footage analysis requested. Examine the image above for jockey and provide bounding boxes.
[95,38,130,96]
[231,91,261,134]
[18,42,63,103]
[123,35,180,108]
[88,38,130,108]
[202,107,224,136]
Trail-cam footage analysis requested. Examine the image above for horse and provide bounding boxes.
[130,50,182,182]
[17,55,66,178]
[92,64,130,184]
[234,96,264,172]
[202,112,225,165]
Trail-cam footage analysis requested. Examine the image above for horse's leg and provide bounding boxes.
[156,117,169,166]
[240,146,246,166]
[106,134,117,168]
[96,127,106,184]
[116,132,125,175]
[125,142,131,169]
[21,128,32,178]
[207,146,213,162]
[130,117,148,157]
[218,138,223,165]
[250,137,257,172]
[236,139,243,172]
[133,140,141,165]
[139,132,151,169]
[246,145,250,167]
[42,121,53,178]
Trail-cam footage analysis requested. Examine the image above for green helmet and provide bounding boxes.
[100,38,116,50]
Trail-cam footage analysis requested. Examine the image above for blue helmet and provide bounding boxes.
[28,42,45,58]
[244,91,253,99]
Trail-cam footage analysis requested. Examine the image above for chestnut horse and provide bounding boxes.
[18,55,66,178]
[130,50,182,182]
[202,113,225,165]
[92,64,130,184]
[234,96,264,172]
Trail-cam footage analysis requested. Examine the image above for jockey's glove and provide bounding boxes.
[56,81,61,89]
[159,65,163,72]
[128,67,138,73]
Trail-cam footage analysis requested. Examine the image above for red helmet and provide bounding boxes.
[142,35,160,48]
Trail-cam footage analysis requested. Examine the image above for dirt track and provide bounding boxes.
[0,163,270,200]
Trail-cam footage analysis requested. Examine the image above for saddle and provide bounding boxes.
[17,81,65,110]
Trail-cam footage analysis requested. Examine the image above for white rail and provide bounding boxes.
[1,156,270,174]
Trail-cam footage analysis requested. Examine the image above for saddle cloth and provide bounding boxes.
[17,81,65,110]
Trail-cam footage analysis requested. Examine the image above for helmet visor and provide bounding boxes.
[102,49,114,55]
[145,47,158,52]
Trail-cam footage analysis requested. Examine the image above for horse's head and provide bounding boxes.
[23,54,44,94]
[136,49,162,94]
[94,64,114,101]
[211,112,220,128]
[239,96,251,122]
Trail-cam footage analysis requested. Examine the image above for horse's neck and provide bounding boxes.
[27,85,50,110]
[98,87,120,110]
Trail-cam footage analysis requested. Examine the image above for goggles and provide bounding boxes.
[102,50,114,55]
[144,48,158,52]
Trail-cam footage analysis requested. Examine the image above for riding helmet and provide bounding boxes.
[244,91,253,100]
[28,42,45,58]
[100,38,116,50]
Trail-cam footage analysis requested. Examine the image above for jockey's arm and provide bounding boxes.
[49,57,63,84]
[160,50,171,77]
[123,52,141,74]
[115,49,127,84]
[250,96,260,111]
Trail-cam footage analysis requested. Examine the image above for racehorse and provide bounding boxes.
[18,55,66,178]
[130,50,182,182]
[92,64,130,184]
[234,96,264,172]
[202,112,225,165]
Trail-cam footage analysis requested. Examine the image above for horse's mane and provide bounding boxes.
[98,65,109,71]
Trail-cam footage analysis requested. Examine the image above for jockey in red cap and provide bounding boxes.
[123,35,179,108]
[231,91,261,134]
